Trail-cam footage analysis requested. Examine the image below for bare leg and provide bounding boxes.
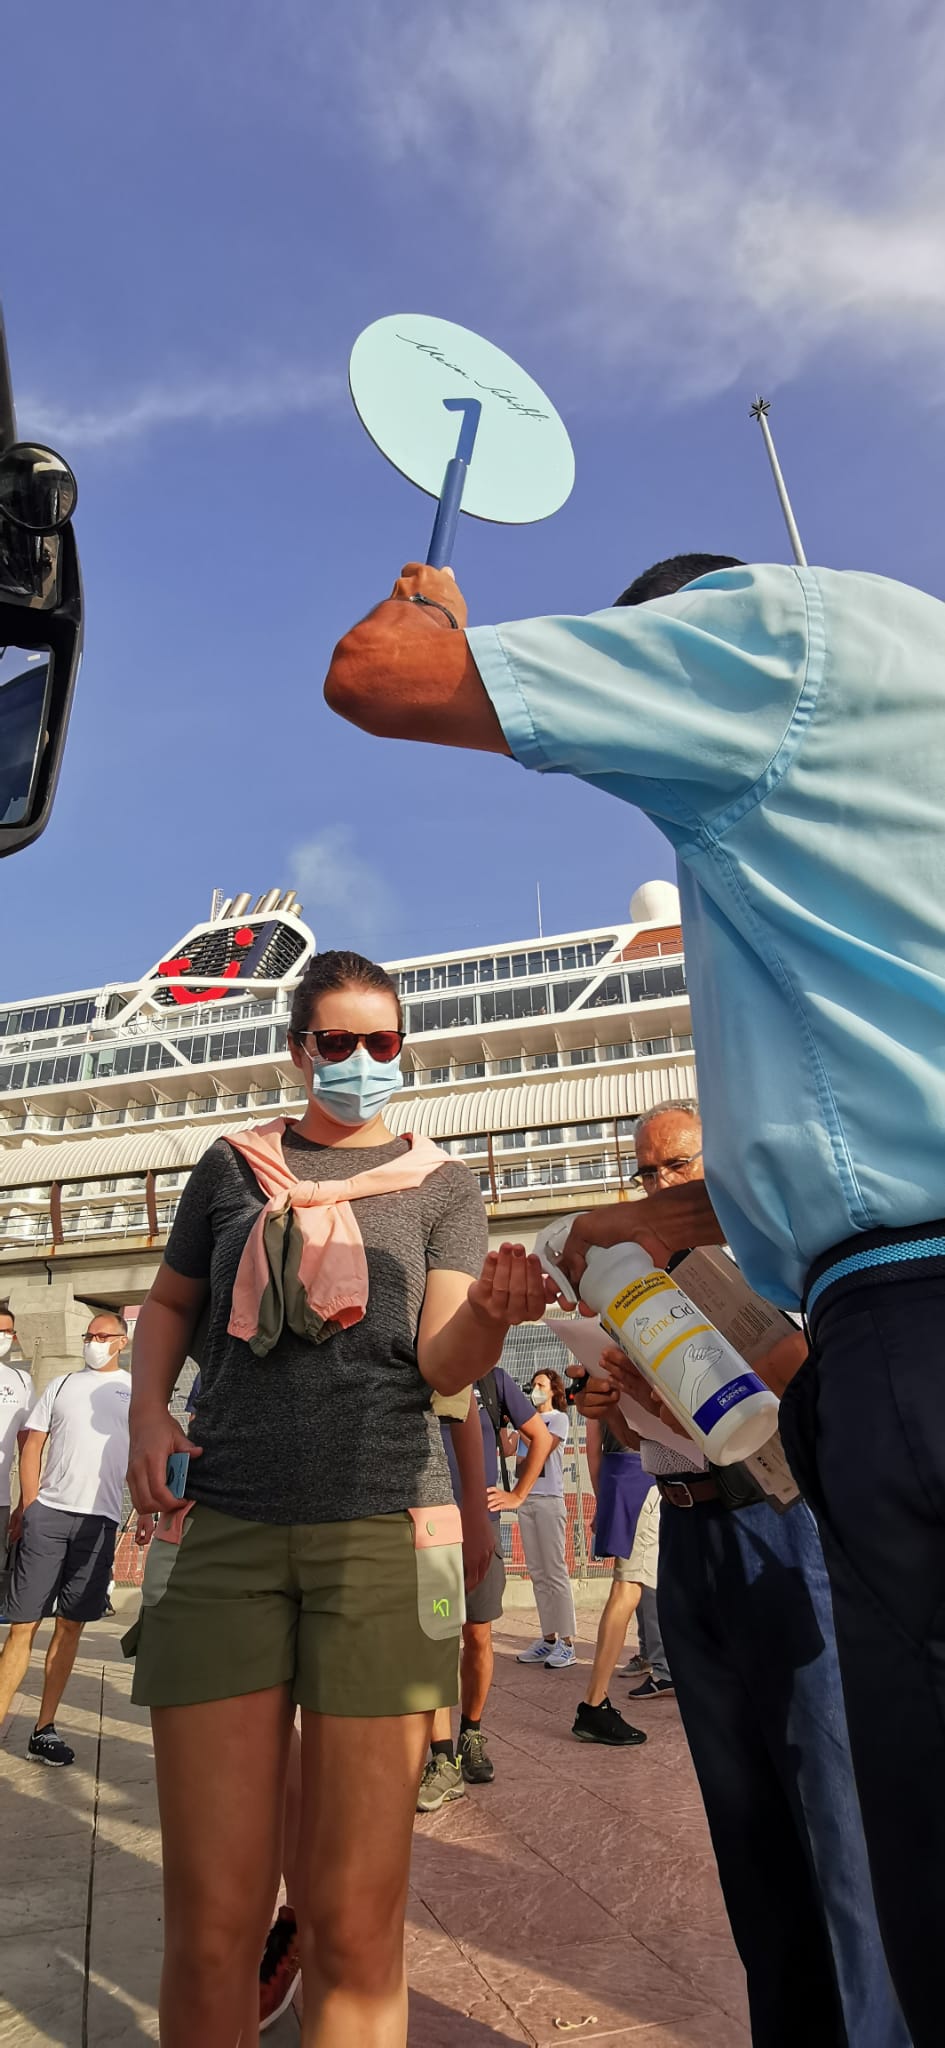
[583,1579,641,1708]
[152,1686,292,2048]
[35,1616,84,1727]
[459,1622,493,1722]
[298,1708,432,2048]
[0,1621,41,1721]
[428,1705,452,1745]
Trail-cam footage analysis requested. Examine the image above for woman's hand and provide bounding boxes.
[486,1486,522,1514]
[128,1407,202,1515]
[467,1244,553,1331]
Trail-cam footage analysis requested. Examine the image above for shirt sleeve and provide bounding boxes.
[466,565,812,828]
[24,1379,58,1432]
[425,1162,489,1278]
[546,1410,570,1446]
[496,1369,534,1431]
[164,1144,232,1280]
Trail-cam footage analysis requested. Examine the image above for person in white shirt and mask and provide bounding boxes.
[0,1311,131,1765]
[0,1301,35,1608]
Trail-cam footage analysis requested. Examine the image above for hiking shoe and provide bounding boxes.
[572,1698,647,1747]
[517,1637,556,1664]
[544,1640,576,1670]
[459,1729,495,1784]
[628,1675,676,1700]
[259,1905,301,2032]
[417,1754,466,1813]
[28,1723,75,1767]
[619,1654,651,1678]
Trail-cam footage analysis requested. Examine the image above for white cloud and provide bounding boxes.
[288,827,400,957]
[313,0,945,400]
[18,364,342,449]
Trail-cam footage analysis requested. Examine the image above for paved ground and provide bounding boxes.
[0,1592,749,2046]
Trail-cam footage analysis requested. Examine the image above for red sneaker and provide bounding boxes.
[259,1904,301,2032]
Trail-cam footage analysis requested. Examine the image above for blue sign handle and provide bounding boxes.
[426,398,482,567]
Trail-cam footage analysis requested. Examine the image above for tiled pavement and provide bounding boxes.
[0,1593,748,2045]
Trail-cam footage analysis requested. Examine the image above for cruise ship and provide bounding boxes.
[0,877,696,1260]
[0,879,698,1577]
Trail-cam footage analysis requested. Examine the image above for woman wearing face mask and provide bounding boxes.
[506,1370,576,1670]
[125,949,550,2048]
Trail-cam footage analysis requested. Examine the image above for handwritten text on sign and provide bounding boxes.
[395,334,549,421]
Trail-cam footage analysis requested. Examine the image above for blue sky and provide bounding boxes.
[3,0,945,997]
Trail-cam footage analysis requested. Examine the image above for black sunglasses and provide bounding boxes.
[295,1028,405,1065]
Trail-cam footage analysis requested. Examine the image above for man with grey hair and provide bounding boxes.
[574,1103,907,2048]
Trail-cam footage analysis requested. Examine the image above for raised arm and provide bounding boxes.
[323,564,509,754]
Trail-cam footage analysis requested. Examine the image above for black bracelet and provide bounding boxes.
[409,592,460,630]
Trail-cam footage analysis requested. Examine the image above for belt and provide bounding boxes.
[805,1219,945,1332]
[657,1463,764,1512]
[657,1476,723,1509]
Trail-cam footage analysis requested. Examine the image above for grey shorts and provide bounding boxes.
[6,1503,117,1624]
[465,1542,506,1626]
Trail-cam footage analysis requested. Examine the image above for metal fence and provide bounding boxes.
[114,1334,611,1586]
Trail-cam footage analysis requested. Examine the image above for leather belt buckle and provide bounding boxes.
[662,1480,694,1509]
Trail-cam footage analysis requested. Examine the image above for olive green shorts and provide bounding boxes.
[124,1502,464,1716]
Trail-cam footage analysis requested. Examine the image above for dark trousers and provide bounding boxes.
[638,1582,671,1683]
[658,1494,908,2048]
[780,1276,945,2048]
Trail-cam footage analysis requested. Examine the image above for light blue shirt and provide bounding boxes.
[468,565,945,1307]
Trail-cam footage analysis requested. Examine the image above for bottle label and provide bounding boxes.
[603,1269,767,1429]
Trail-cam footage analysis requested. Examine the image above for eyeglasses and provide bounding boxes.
[294,1029,405,1065]
[630,1151,703,1190]
[84,1329,117,1343]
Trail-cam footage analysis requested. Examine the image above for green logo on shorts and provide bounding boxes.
[433,1597,450,1618]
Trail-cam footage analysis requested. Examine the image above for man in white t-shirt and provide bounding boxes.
[0,1301,35,1607]
[0,1311,131,1766]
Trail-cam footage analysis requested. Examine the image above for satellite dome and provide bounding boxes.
[630,879,681,926]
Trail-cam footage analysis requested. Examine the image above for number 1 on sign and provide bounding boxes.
[426,398,482,567]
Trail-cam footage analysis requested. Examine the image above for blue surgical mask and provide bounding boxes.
[305,1045,404,1129]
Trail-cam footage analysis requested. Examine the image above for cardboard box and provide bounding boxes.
[671,1247,801,1510]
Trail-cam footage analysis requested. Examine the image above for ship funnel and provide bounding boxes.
[254,888,282,914]
[230,892,252,918]
[278,890,300,916]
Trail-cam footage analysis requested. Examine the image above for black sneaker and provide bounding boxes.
[572,1697,647,1747]
[628,1676,676,1700]
[459,1728,495,1783]
[28,1723,75,1767]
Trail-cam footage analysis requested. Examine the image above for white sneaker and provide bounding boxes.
[544,1640,576,1670]
[516,1638,556,1664]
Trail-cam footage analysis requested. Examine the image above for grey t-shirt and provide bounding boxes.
[163,1129,488,1525]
